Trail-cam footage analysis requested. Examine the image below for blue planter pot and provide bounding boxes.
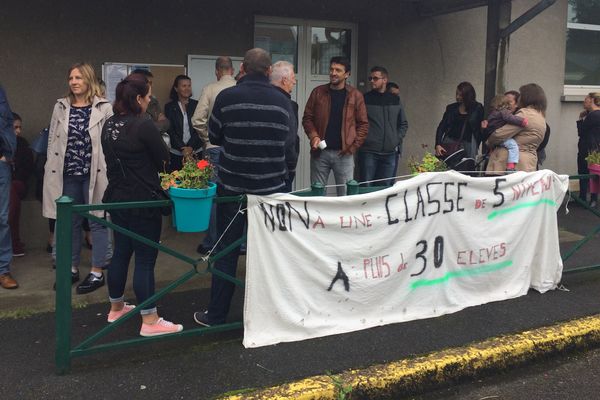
[169,182,217,232]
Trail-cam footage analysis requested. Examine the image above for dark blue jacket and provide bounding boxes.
[0,85,16,159]
[208,73,296,194]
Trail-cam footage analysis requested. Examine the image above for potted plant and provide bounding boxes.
[585,150,600,194]
[408,152,447,174]
[160,157,217,232]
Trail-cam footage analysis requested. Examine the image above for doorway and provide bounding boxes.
[254,16,358,191]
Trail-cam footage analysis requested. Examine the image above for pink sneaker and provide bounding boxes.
[140,318,183,337]
[107,303,135,323]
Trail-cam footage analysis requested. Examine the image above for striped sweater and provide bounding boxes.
[208,73,296,194]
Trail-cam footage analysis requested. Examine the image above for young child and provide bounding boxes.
[486,95,528,171]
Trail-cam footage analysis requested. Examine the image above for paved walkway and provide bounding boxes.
[1,200,599,399]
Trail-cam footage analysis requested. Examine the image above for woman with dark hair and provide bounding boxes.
[435,81,484,159]
[101,73,182,336]
[486,83,547,173]
[576,92,600,207]
[164,75,200,171]
[44,62,112,293]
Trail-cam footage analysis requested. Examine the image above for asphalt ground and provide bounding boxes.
[1,199,600,399]
[412,344,600,399]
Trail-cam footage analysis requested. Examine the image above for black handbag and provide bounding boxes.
[146,183,172,216]
[441,119,468,155]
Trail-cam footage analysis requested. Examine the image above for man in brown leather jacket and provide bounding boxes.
[302,56,368,195]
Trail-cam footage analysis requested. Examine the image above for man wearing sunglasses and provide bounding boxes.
[358,66,408,187]
[302,56,368,196]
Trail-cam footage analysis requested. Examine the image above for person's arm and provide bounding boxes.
[347,91,369,154]
[486,110,526,146]
[284,102,299,175]
[0,86,16,159]
[191,86,211,146]
[208,95,225,146]
[138,119,170,173]
[397,98,408,141]
[302,89,320,150]
[164,103,185,150]
[149,98,170,133]
[470,103,484,144]
[501,109,528,127]
[434,106,451,156]
[47,103,62,157]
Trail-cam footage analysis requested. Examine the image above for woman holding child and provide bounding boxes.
[486,83,547,173]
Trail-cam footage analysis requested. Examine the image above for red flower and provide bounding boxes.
[197,160,210,170]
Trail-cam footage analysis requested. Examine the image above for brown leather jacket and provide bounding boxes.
[302,84,369,154]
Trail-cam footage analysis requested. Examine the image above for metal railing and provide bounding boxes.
[54,183,327,374]
[561,174,600,274]
[54,174,600,373]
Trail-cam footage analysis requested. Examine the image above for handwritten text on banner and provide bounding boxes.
[243,170,569,348]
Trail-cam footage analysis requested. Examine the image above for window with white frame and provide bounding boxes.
[564,0,600,95]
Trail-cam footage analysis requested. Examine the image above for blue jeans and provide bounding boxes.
[357,151,397,187]
[310,150,354,196]
[206,186,246,324]
[202,147,222,249]
[0,161,12,275]
[108,210,161,314]
[503,138,519,164]
[55,175,110,268]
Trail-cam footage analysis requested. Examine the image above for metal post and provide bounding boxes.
[311,182,326,196]
[484,0,502,112]
[55,196,74,374]
[346,180,359,196]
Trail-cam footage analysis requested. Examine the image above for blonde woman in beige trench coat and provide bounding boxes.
[486,83,547,174]
[43,63,112,294]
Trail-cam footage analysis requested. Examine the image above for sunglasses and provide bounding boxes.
[368,76,384,82]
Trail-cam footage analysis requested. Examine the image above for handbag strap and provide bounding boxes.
[457,116,468,143]
[104,117,160,196]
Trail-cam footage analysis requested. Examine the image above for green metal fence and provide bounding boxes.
[54,183,326,374]
[55,174,600,373]
[561,174,600,274]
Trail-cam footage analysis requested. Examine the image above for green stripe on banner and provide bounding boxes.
[410,260,513,290]
[487,199,556,221]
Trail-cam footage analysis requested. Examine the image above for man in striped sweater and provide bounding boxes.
[193,48,296,327]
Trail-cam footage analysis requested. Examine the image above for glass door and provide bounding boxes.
[254,21,300,101]
[255,17,357,191]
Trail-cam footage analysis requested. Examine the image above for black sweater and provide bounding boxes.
[101,115,169,204]
[435,102,484,146]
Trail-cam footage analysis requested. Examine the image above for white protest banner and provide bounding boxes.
[243,170,569,348]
